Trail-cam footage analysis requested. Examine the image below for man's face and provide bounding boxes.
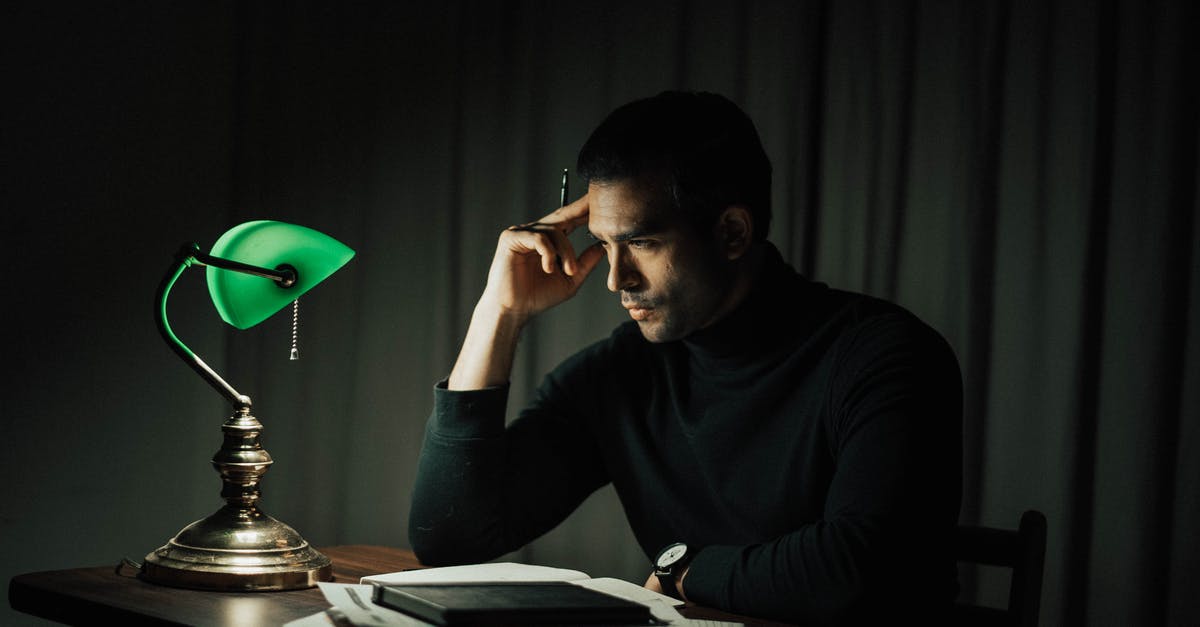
[587,179,735,343]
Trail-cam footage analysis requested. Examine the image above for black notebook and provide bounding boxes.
[370,581,659,626]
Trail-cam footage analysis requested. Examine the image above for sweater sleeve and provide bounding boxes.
[682,313,963,625]
[408,370,610,566]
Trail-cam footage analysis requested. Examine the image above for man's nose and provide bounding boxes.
[606,249,640,292]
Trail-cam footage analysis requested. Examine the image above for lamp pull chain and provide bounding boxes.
[290,299,300,361]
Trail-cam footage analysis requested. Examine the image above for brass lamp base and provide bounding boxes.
[141,405,332,591]
[142,505,332,591]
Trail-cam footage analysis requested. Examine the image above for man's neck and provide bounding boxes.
[699,242,768,331]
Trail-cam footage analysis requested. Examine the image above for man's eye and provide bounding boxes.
[629,240,655,250]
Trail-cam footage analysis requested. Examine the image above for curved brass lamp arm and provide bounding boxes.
[155,244,253,410]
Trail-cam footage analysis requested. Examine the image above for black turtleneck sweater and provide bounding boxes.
[409,247,962,625]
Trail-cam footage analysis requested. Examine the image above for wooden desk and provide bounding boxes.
[9,545,789,626]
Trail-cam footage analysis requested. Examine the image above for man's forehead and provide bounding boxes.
[586,180,674,236]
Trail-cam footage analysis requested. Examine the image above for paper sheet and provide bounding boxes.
[282,611,338,627]
[316,582,433,626]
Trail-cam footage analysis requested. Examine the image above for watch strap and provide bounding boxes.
[655,570,682,600]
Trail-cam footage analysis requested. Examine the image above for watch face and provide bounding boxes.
[656,543,688,568]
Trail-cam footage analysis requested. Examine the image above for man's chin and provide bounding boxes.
[634,319,684,343]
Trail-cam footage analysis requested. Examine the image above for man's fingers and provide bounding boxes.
[571,242,606,282]
[505,191,592,276]
[507,223,581,275]
[554,229,580,275]
[540,193,590,232]
[527,232,558,274]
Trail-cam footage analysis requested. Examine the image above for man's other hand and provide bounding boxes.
[643,567,689,601]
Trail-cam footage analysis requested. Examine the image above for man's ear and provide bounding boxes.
[714,205,753,260]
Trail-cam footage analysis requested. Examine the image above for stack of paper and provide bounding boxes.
[283,562,742,627]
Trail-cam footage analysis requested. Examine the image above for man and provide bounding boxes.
[409,91,962,625]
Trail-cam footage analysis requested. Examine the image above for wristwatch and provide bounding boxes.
[653,542,692,600]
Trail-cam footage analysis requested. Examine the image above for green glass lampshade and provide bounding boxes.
[206,220,355,329]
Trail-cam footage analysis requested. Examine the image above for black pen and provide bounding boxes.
[559,169,569,274]
[559,168,569,207]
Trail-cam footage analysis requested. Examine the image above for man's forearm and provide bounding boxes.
[447,298,528,390]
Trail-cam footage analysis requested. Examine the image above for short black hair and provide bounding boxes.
[576,91,772,241]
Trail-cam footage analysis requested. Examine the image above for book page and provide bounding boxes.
[360,562,590,586]
[570,577,685,608]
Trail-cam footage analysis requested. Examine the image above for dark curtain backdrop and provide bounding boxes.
[3,1,1197,626]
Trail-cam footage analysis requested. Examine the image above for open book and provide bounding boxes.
[360,562,685,609]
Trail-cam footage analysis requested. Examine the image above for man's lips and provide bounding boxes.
[623,302,654,321]
[627,307,652,321]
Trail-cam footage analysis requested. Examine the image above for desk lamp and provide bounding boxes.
[142,220,354,591]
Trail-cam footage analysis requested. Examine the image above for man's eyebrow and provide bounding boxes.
[587,225,665,242]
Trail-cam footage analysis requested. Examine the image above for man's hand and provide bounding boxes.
[480,194,605,322]
[447,195,605,390]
